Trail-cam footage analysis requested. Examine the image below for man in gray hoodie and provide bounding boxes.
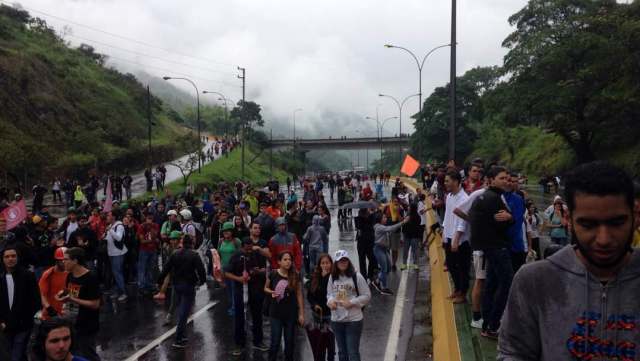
[303,215,328,269]
[498,161,639,361]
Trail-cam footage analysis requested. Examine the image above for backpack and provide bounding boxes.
[183,223,204,248]
[112,224,125,250]
[332,273,364,309]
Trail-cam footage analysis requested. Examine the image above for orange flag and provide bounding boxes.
[400,154,420,177]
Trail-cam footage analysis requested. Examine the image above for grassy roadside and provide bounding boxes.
[141,147,288,199]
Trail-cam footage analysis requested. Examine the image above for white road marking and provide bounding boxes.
[124,300,219,361]
[383,247,412,361]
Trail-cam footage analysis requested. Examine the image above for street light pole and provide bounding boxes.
[237,67,246,180]
[163,76,202,173]
[384,43,451,115]
[293,108,303,144]
[378,93,419,137]
[449,0,457,161]
[202,90,228,138]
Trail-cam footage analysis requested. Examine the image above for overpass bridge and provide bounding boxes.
[268,136,410,151]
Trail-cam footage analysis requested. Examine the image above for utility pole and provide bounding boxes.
[147,85,152,168]
[449,0,457,162]
[238,67,246,180]
[270,128,273,180]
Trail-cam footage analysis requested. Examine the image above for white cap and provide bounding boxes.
[167,210,178,216]
[553,195,563,203]
[334,250,349,262]
[179,209,192,220]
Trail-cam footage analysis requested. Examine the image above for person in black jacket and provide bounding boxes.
[307,253,335,361]
[354,209,378,281]
[401,203,423,270]
[0,245,41,361]
[157,235,206,349]
[468,166,513,339]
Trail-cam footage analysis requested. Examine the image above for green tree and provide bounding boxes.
[230,101,264,128]
[411,66,501,163]
[501,0,640,163]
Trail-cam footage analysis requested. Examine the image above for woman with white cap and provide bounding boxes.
[327,250,371,361]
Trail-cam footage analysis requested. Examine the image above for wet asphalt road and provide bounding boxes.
[96,184,420,361]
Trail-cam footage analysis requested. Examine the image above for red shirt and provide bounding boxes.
[89,215,105,238]
[463,179,483,194]
[268,233,303,272]
[39,267,69,319]
[137,222,160,252]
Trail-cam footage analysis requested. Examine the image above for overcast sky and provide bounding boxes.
[18,0,528,138]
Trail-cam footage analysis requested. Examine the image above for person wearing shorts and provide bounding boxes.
[454,184,488,329]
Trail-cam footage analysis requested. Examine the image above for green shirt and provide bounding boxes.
[244,195,259,215]
[219,238,241,267]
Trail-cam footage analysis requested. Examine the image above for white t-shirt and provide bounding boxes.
[6,274,14,310]
[417,200,427,226]
[457,188,486,216]
[66,221,79,243]
[525,210,541,239]
[443,189,469,243]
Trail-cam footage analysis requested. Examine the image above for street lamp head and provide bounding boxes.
[162,76,171,80]
[384,44,394,48]
[378,94,385,97]
[202,91,209,94]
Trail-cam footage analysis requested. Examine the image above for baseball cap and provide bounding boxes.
[167,210,178,216]
[275,217,286,226]
[334,250,349,262]
[222,222,234,231]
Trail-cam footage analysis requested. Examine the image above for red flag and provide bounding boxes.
[1,200,27,230]
[103,178,113,213]
[400,154,421,177]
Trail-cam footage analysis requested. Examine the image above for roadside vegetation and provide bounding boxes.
[0,5,198,185]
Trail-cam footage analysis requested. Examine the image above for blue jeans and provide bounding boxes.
[174,284,196,342]
[402,237,419,265]
[109,255,126,296]
[7,330,30,361]
[309,247,322,271]
[137,249,156,290]
[269,317,296,361]
[482,248,513,331]
[373,245,391,288]
[322,239,329,254]
[332,320,363,361]
[224,278,235,315]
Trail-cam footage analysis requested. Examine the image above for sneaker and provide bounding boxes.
[400,264,408,270]
[371,280,382,293]
[253,342,269,352]
[117,294,128,302]
[163,313,173,326]
[470,319,483,329]
[172,340,187,348]
[481,329,499,340]
[231,348,243,356]
[380,288,394,296]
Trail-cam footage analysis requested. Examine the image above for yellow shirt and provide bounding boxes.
[632,228,640,248]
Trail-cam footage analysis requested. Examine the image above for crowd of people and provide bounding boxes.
[0,152,434,361]
[420,158,640,359]
[4,146,638,361]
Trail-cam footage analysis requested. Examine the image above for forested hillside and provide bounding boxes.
[0,5,197,184]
